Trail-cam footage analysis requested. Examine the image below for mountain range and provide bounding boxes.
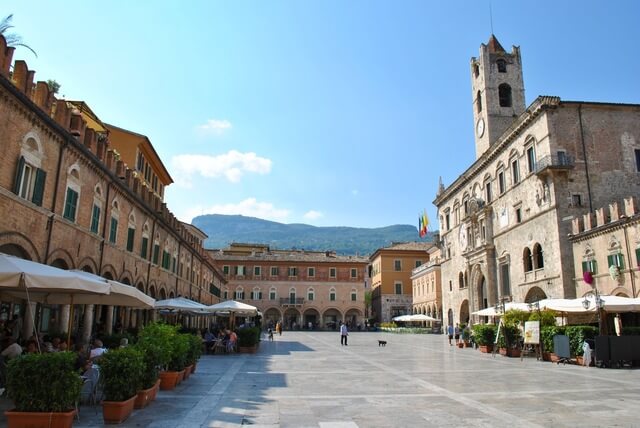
[191,214,437,256]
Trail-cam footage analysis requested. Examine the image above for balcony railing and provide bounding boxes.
[279,297,305,306]
[535,154,574,175]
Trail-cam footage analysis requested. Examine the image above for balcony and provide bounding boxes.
[280,297,305,307]
[535,154,574,177]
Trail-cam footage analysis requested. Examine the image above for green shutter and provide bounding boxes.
[63,188,78,221]
[591,260,597,274]
[90,205,100,233]
[636,248,640,267]
[618,254,625,269]
[31,168,46,206]
[141,237,148,258]
[153,244,159,264]
[582,261,588,274]
[607,255,614,267]
[126,228,135,252]
[13,156,25,195]
[109,217,118,243]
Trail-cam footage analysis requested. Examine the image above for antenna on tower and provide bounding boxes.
[489,1,494,35]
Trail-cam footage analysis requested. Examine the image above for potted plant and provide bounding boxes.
[137,323,182,391]
[237,327,260,353]
[100,347,144,424]
[565,325,597,365]
[472,324,496,353]
[133,340,163,409]
[168,333,189,384]
[184,333,203,377]
[461,325,472,347]
[5,352,82,428]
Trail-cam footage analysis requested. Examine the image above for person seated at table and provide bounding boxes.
[203,330,215,353]
[51,337,62,352]
[89,339,107,360]
[42,341,55,353]
[25,340,40,354]
[74,344,89,371]
[58,341,68,352]
[227,330,238,353]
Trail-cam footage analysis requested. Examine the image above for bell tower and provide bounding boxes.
[470,35,526,159]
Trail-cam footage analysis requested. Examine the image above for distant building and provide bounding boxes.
[434,35,640,327]
[368,242,435,322]
[208,243,368,330]
[411,246,442,321]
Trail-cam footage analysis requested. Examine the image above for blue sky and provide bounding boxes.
[5,1,640,230]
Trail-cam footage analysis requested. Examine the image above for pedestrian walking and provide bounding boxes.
[340,321,348,346]
[447,324,454,346]
[454,323,461,345]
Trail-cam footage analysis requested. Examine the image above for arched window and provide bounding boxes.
[533,243,544,269]
[307,287,315,301]
[523,247,533,272]
[458,272,464,289]
[499,84,512,107]
[329,287,336,302]
[496,59,507,72]
[289,287,296,304]
[252,287,262,300]
[235,286,244,300]
[476,90,482,113]
[108,199,120,244]
[351,288,357,301]
[473,63,479,78]
[14,133,46,206]
[269,287,277,300]
[62,166,81,223]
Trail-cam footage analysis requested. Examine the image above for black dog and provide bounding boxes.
[378,340,387,347]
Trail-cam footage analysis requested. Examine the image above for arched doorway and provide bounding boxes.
[322,308,341,330]
[264,308,281,328]
[345,308,362,329]
[459,299,469,325]
[303,308,320,330]
[524,286,547,303]
[447,308,454,326]
[0,244,31,260]
[283,308,300,330]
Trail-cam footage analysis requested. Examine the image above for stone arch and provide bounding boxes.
[102,271,114,280]
[611,286,631,297]
[447,308,454,326]
[77,256,98,274]
[169,290,175,298]
[47,248,75,270]
[322,307,342,330]
[134,276,146,290]
[524,286,547,303]
[159,288,167,300]
[303,307,320,329]
[471,263,488,311]
[148,285,156,299]
[264,308,281,326]
[119,271,134,285]
[101,264,117,280]
[136,282,145,293]
[459,299,470,324]
[345,308,362,328]
[0,232,40,261]
[283,308,301,329]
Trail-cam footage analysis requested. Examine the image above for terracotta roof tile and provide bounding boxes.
[487,34,506,53]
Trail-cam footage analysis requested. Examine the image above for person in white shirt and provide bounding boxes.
[1,338,23,360]
[340,322,348,346]
[89,339,107,359]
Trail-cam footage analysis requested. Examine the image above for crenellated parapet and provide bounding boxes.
[572,197,638,235]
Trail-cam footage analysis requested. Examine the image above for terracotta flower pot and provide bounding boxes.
[183,364,194,380]
[479,345,493,353]
[102,395,136,424]
[149,379,161,402]
[550,353,560,363]
[542,352,551,361]
[507,348,521,358]
[176,369,185,384]
[499,347,508,356]
[134,381,159,409]
[576,356,584,366]
[191,362,197,373]
[159,371,181,390]
[4,409,76,428]
[238,345,258,353]
[457,342,464,348]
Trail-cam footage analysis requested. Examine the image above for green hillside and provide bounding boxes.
[192,214,436,256]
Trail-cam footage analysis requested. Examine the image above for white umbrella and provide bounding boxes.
[155,296,209,313]
[471,302,532,316]
[407,314,438,322]
[392,314,412,322]
[538,295,640,313]
[207,300,258,328]
[67,270,155,308]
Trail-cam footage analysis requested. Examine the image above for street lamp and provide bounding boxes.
[582,290,603,335]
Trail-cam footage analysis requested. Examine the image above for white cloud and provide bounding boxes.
[303,210,323,220]
[197,119,232,135]
[181,198,290,223]
[171,150,272,185]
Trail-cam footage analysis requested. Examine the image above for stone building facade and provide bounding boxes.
[411,246,442,320]
[0,35,223,340]
[208,244,368,330]
[433,35,640,326]
[570,196,640,299]
[369,242,435,322]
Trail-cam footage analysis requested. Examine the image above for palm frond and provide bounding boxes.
[0,14,37,57]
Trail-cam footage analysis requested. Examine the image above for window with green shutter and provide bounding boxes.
[63,188,79,221]
[31,169,46,206]
[152,244,160,264]
[608,253,624,268]
[109,217,118,243]
[126,228,135,252]
[351,292,357,301]
[141,237,148,258]
[330,292,336,301]
[90,205,100,234]
[636,248,640,267]
[172,257,177,273]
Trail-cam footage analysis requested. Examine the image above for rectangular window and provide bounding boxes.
[270,266,279,276]
[445,213,450,230]
[395,283,402,295]
[235,290,244,300]
[515,207,522,223]
[636,248,640,267]
[527,146,536,173]
[152,244,159,264]
[63,188,79,222]
[351,292,357,301]
[90,204,100,234]
[308,292,314,301]
[582,260,597,274]
[415,260,422,268]
[449,280,452,292]
[223,290,228,299]
[141,237,148,258]
[394,260,401,271]
[635,149,640,172]
[288,267,298,277]
[234,266,245,276]
[223,265,229,275]
[308,267,315,277]
[512,160,520,184]
[126,227,135,252]
[254,266,261,276]
[500,264,511,297]
[330,268,336,278]
[571,194,582,207]
[498,171,505,194]
[557,150,568,166]
[14,158,45,206]
[109,217,118,244]
[350,268,357,278]
[607,254,624,269]
[269,291,276,300]
[485,182,492,203]
[330,292,336,301]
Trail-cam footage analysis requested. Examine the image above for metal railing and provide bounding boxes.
[279,297,305,305]
[535,154,574,173]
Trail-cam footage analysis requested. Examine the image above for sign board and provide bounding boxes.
[524,321,540,344]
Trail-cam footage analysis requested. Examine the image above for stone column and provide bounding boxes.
[104,306,114,334]
[22,301,38,340]
[130,310,137,329]
[124,308,131,330]
[59,304,70,334]
[81,305,94,344]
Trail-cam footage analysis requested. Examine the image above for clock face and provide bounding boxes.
[476,118,485,138]
[459,224,468,249]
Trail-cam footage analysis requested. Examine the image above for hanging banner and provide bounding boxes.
[524,320,540,344]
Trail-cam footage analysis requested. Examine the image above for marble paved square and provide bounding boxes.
[2,331,639,427]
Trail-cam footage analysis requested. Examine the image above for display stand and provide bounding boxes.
[492,318,504,358]
[520,320,541,361]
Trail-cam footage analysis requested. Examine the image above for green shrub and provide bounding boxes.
[184,333,203,365]
[237,327,261,347]
[540,325,566,353]
[169,334,189,371]
[134,341,162,389]
[622,326,640,335]
[472,324,496,346]
[565,325,598,356]
[7,352,82,412]
[503,309,529,327]
[100,347,144,402]
[137,322,176,370]
[496,324,520,349]
[528,309,557,327]
[380,322,397,329]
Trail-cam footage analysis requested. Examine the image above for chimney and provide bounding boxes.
[115,160,125,179]
[83,127,96,152]
[69,110,83,137]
